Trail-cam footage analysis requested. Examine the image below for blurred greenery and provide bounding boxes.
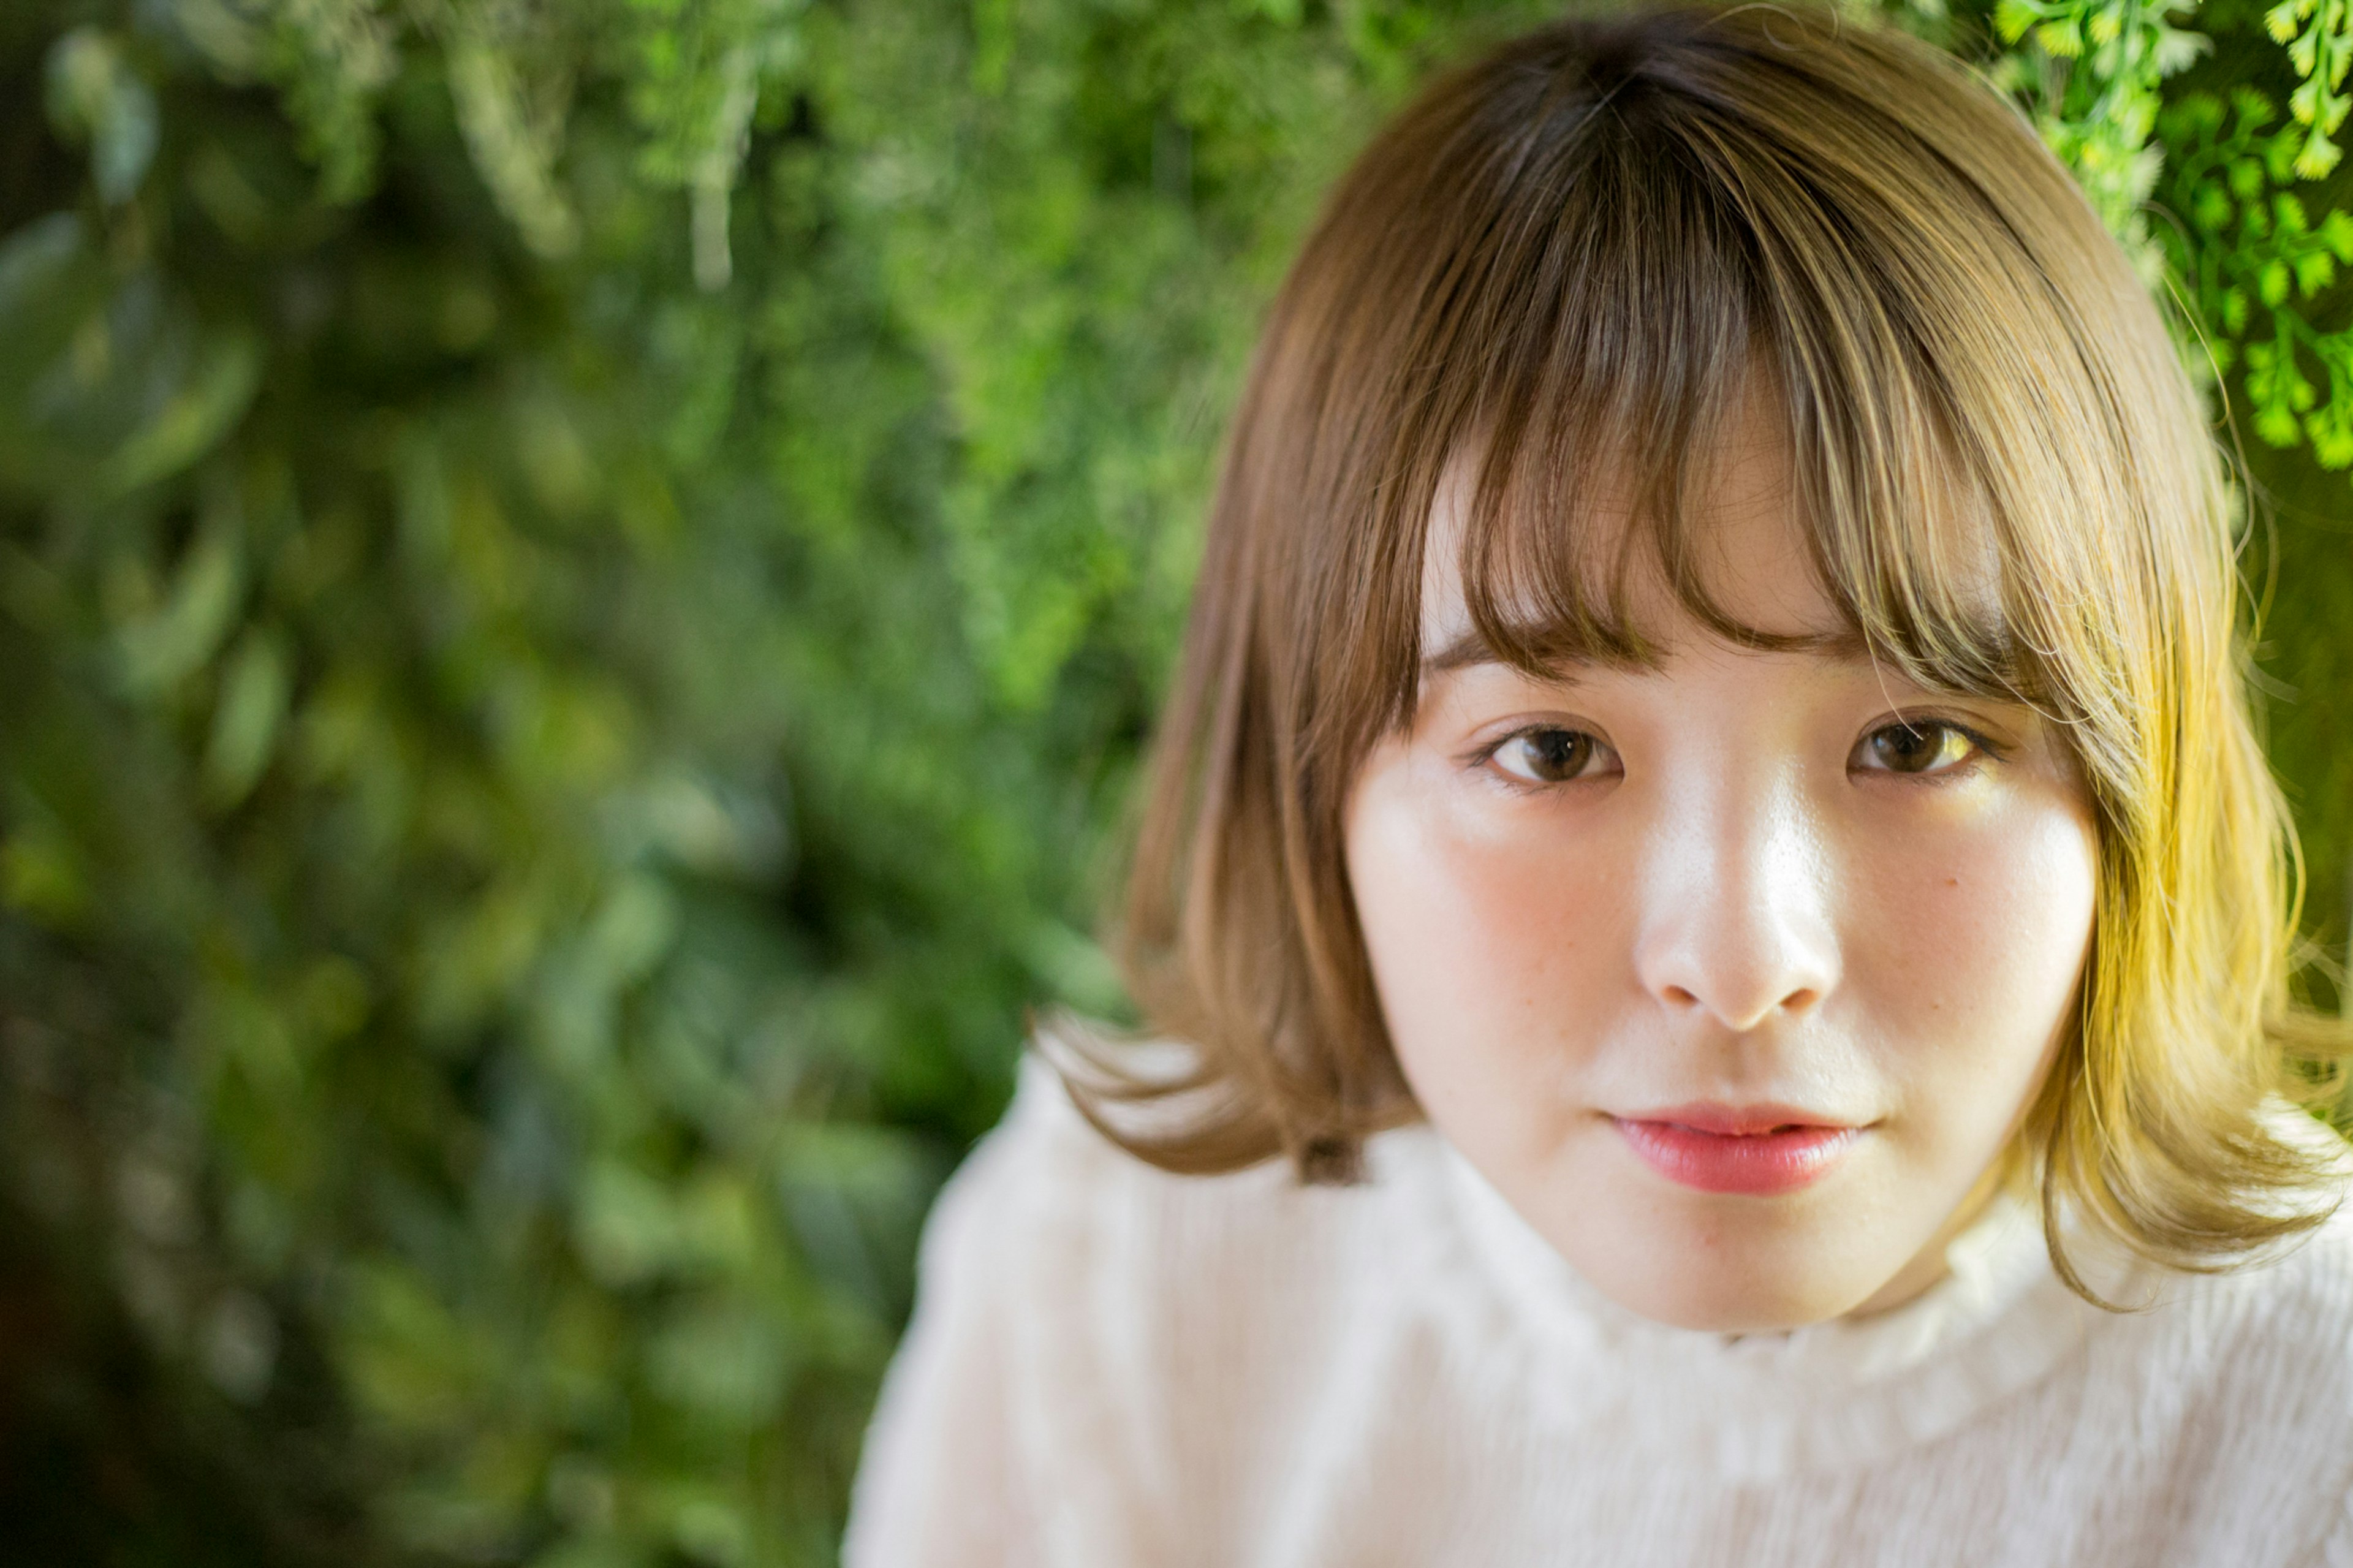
[1,0,2350,1563]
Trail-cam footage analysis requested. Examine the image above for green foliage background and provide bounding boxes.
[1,0,2349,1561]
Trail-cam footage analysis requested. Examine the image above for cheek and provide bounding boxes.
[1846,789,2099,1119]
[1344,763,1623,1122]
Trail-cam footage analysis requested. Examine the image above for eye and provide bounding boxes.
[1487,726,1615,785]
[1853,718,1988,777]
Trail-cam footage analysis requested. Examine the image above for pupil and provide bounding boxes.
[1880,724,1937,770]
[1534,731,1586,779]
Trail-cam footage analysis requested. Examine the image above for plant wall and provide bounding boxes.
[0,0,2347,1562]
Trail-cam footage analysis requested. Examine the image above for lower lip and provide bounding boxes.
[1611,1118,1861,1195]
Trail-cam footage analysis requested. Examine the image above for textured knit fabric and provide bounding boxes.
[842,1045,2353,1567]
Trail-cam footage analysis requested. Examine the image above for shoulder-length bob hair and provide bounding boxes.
[1072,0,2350,1297]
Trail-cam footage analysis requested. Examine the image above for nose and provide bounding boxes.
[1631,766,1841,1032]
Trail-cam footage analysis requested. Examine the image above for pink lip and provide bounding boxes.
[1610,1105,1863,1195]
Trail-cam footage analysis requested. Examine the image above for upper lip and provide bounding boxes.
[1613,1102,1863,1136]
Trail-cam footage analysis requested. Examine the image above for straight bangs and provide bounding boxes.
[1088,2,2352,1289]
[1423,88,2031,729]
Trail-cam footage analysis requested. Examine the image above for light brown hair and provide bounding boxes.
[1067,0,2351,1296]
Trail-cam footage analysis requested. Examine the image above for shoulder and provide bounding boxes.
[2167,1117,2353,1366]
[951,1029,1439,1311]
[2081,1183,2353,1558]
[881,1028,1448,1550]
[2083,1137,2353,1458]
[854,1034,1359,1564]
[901,1023,1441,1357]
[2189,1175,2353,1373]
[967,1027,1462,1381]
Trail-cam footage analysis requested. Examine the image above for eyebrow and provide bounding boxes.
[1417,623,1876,682]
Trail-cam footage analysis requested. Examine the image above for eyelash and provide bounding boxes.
[1471,727,1618,789]
[1467,716,2008,792]
[1852,716,2009,779]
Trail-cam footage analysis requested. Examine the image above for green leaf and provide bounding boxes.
[2036,17,2086,56]
[115,519,245,695]
[2167,91,2226,138]
[102,332,263,496]
[2307,408,2353,468]
[1995,0,2044,42]
[44,28,157,205]
[2152,27,2208,74]
[204,628,293,808]
[2266,125,2308,181]
[2295,124,2344,177]
[574,1162,678,1288]
[0,801,90,927]
[2293,73,2324,124]
[2261,259,2294,307]
[2192,181,2234,233]
[2318,208,2353,260]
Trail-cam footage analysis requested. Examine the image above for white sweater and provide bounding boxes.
[843,1048,2353,1567]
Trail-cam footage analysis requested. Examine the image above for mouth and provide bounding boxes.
[1608,1105,1864,1195]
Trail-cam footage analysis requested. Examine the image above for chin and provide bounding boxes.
[1574,1233,1884,1334]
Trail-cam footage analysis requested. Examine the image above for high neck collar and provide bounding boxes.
[1387,1126,2111,1480]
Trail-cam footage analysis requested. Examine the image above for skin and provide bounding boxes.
[1342,398,2099,1333]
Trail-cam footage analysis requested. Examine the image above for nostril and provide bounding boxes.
[1651,979,1824,1028]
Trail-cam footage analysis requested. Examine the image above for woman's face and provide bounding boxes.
[1343,407,2099,1333]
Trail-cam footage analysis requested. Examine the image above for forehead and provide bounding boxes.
[1417,387,1951,677]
